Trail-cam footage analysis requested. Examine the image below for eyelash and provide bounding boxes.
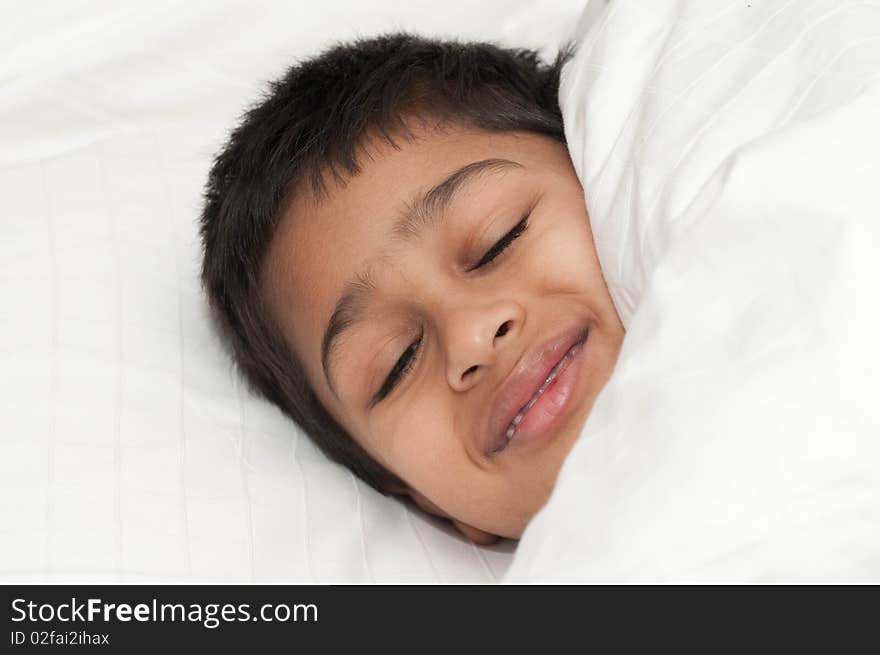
[372,213,531,404]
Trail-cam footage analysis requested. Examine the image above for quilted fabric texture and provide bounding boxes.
[0,0,586,583]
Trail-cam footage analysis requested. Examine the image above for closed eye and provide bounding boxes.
[372,335,422,405]
[466,213,530,272]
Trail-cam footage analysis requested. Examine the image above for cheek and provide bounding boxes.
[367,390,453,479]
[528,212,601,293]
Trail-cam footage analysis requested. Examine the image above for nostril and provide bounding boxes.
[495,320,512,338]
[462,365,479,379]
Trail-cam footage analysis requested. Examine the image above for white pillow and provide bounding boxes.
[0,0,586,583]
[505,0,880,582]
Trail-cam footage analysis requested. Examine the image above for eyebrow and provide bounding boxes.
[320,157,523,396]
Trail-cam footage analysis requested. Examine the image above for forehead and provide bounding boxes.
[262,125,549,405]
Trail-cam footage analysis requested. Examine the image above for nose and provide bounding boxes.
[442,298,524,392]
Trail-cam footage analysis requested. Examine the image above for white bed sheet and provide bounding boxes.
[0,0,586,583]
[505,0,880,582]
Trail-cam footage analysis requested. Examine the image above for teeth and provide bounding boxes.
[504,344,580,442]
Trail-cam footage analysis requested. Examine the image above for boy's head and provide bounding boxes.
[200,33,624,544]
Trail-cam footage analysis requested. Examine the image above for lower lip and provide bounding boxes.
[504,333,588,451]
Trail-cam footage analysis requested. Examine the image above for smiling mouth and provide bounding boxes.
[503,337,586,443]
[487,325,590,456]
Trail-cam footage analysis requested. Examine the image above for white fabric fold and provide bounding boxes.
[506,0,880,582]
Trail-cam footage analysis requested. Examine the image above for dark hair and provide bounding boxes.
[199,32,573,493]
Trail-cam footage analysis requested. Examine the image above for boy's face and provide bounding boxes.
[264,124,624,542]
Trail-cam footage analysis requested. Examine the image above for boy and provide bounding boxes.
[200,33,624,545]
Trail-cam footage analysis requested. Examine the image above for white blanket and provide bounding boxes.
[505,0,880,582]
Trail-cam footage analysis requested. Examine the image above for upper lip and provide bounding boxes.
[486,324,589,454]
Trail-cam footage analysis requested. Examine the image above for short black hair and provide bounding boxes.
[199,32,573,493]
